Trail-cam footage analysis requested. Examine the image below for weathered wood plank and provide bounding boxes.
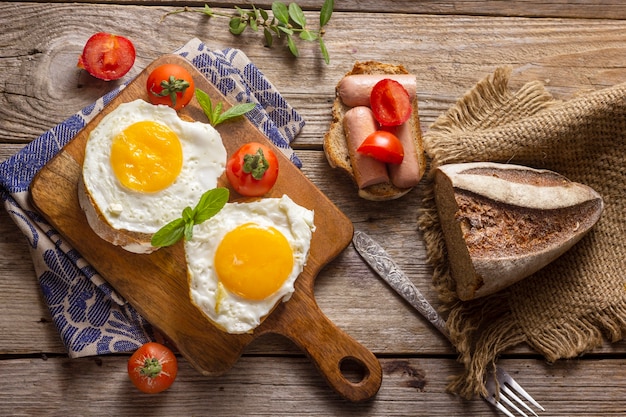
[32,0,626,19]
[1,355,625,416]
[2,4,626,146]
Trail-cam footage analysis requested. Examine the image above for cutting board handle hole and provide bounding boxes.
[339,357,369,384]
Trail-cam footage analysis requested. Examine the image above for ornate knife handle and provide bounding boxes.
[353,231,450,340]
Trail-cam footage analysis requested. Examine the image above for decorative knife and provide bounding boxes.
[352,230,450,340]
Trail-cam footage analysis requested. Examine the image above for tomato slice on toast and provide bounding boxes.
[357,130,405,164]
[369,78,412,126]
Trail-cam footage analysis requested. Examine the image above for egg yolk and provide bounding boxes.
[214,223,294,301]
[110,121,183,193]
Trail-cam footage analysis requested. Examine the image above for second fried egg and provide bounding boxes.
[185,195,315,334]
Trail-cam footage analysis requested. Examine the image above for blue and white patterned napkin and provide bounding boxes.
[0,38,305,358]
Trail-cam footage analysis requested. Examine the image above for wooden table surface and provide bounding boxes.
[3,1,626,415]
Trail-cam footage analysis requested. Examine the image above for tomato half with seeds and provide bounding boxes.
[77,32,136,81]
[369,78,413,126]
[128,342,178,394]
[357,130,405,164]
[226,142,279,196]
[146,64,195,111]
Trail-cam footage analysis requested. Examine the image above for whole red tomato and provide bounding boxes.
[146,64,195,110]
[369,78,413,126]
[357,130,404,164]
[127,342,178,394]
[77,32,136,81]
[226,142,279,196]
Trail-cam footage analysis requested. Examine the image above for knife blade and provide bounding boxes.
[352,230,450,340]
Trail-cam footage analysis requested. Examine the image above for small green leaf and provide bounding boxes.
[287,35,299,57]
[195,89,217,125]
[288,3,306,28]
[264,27,274,46]
[278,25,294,36]
[214,101,224,123]
[249,16,259,31]
[299,30,317,41]
[320,0,334,27]
[194,187,229,223]
[151,188,230,247]
[259,8,269,20]
[201,4,214,17]
[272,2,290,25]
[196,88,255,127]
[184,221,194,242]
[216,102,257,125]
[229,17,247,35]
[151,218,186,248]
[319,37,330,64]
[182,206,195,223]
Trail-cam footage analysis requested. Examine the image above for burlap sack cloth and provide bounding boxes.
[417,66,626,398]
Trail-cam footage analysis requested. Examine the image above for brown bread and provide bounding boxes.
[434,162,604,300]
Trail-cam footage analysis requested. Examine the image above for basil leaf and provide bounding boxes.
[184,220,195,242]
[194,187,230,223]
[195,89,215,125]
[217,102,256,125]
[151,218,186,247]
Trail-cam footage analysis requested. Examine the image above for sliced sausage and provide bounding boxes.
[384,122,421,189]
[338,74,417,107]
[344,106,389,189]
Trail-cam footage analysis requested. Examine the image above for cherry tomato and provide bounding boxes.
[226,142,279,197]
[127,342,178,394]
[77,32,136,81]
[146,64,195,111]
[357,130,404,164]
[369,78,412,126]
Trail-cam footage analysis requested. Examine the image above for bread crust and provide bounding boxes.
[323,61,426,201]
[434,162,604,300]
[77,175,157,254]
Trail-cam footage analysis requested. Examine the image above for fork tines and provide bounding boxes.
[484,368,545,417]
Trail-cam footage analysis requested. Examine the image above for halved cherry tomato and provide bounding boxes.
[357,130,404,164]
[226,142,279,197]
[146,64,195,111]
[127,342,178,394]
[369,78,413,126]
[77,33,136,81]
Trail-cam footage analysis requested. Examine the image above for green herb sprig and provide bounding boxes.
[196,89,256,127]
[151,187,229,248]
[162,0,334,64]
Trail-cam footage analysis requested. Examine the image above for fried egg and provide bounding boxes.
[81,99,227,253]
[185,195,315,334]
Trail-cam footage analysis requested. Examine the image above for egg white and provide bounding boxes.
[185,195,315,334]
[82,99,227,235]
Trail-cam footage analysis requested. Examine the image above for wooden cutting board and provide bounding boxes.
[29,55,382,402]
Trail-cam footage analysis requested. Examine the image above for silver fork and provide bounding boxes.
[352,230,545,417]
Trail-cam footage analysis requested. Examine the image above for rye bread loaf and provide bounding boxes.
[434,162,604,301]
[323,61,426,201]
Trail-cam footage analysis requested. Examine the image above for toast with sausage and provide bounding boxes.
[324,61,426,201]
